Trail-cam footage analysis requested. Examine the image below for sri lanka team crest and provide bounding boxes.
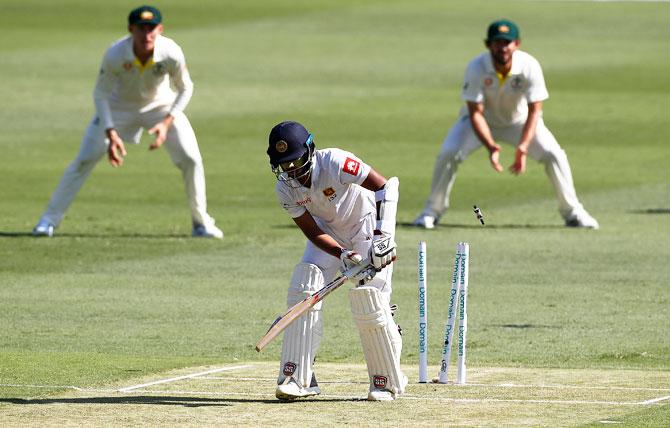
[283,362,296,376]
[323,187,336,201]
[276,140,288,153]
[343,157,360,175]
[373,375,387,389]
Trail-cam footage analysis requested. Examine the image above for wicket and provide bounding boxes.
[417,241,428,383]
[417,241,469,385]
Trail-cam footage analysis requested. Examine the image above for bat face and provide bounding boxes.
[255,261,375,352]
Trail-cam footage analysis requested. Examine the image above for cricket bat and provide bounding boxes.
[255,261,375,352]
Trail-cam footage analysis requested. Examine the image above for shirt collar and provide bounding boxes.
[484,50,522,76]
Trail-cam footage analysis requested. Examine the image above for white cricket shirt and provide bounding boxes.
[275,148,374,239]
[460,50,549,127]
[93,34,193,130]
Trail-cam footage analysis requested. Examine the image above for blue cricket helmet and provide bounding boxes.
[267,121,314,166]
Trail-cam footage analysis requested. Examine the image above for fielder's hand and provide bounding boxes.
[509,147,527,175]
[148,115,174,150]
[106,129,126,167]
[488,143,503,172]
[370,234,397,271]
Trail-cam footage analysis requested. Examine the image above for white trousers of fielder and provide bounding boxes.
[420,115,588,221]
[37,108,216,229]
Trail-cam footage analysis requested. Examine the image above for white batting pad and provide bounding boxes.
[349,286,405,395]
[374,176,399,239]
[278,263,325,388]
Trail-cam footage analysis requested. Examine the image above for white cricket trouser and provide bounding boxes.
[282,213,397,386]
[421,115,586,220]
[39,108,215,228]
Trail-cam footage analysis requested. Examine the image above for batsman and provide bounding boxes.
[266,121,407,401]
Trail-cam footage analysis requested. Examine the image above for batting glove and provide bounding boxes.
[340,249,363,270]
[340,249,375,284]
[370,234,396,271]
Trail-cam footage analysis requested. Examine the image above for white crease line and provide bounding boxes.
[402,396,643,406]
[459,382,670,392]
[118,365,251,392]
[640,395,670,405]
[200,377,670,392]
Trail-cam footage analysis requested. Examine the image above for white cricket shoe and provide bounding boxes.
[565,211,599,230]
[191,223,224,239]
[275,377,321,401]
[32,220,55,237]
[367,375,408,401]
[368,389,394,401]
[413,214,435,230]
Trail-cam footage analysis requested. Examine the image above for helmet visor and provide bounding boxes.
[271,136,314,187]
[277,153,310,174]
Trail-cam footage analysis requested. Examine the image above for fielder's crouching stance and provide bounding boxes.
[267,121,407,401]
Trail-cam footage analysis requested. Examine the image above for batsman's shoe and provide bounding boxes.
[412,214,435,230]
[367,375,408,401]
[275,377,321,401]
[192,223,224,239]
[565,211,599,230]
[32,220,55,237]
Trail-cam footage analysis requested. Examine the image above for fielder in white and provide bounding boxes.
[32,5,222,239]
[267,121,407,401]
[414,19,599,230]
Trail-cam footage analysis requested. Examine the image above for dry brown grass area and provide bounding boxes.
[2,363,669,426]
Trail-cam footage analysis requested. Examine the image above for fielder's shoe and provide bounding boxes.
[367,374,408,401]
[412,214,435,230]
[275,377,321,401]
[191,223,224,239]
[32,220,55,237]
[565,211,599,230]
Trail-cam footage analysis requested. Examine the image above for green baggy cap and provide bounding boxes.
[128,5,162,26]
[487,19,519,42]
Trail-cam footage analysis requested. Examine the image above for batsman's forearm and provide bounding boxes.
[308,233,344,259]
[294,213,345,259]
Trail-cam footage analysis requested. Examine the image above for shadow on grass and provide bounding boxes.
[629,208,670,214]
[0,232,34,237]
[495,324,562,329]
[0,395,363,407]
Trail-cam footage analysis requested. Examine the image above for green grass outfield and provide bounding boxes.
[1,0,669,425]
